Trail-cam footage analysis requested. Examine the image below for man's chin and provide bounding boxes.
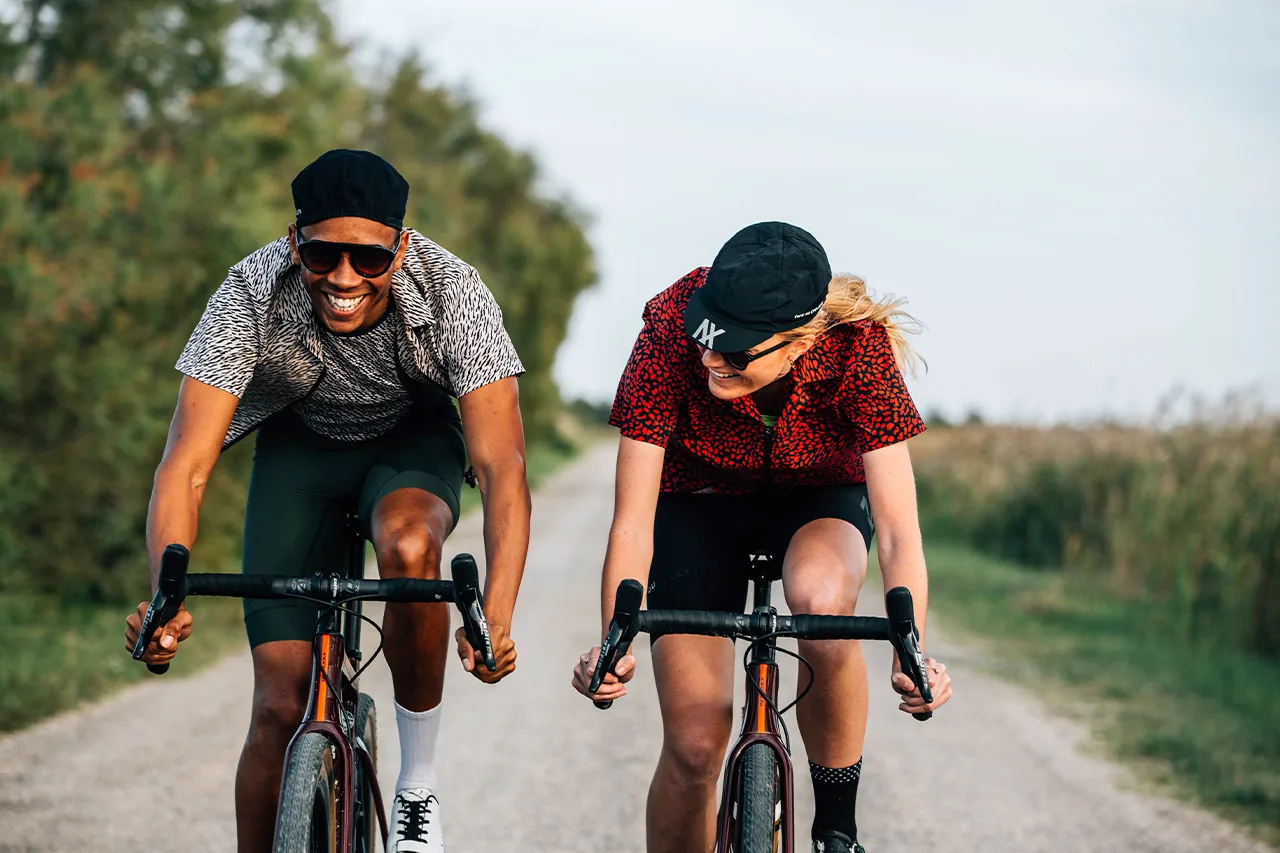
[314,299,376,332]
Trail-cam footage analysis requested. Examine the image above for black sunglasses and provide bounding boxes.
[714,339,791,371]
[296,232,404,278]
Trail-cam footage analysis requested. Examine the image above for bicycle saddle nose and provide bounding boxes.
[748,552,782,583]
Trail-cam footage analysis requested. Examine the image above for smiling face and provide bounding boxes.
[698,334,814,400]
[289,217,407,334]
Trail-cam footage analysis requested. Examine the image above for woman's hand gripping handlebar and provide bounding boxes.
[586,578,645,709]
[885,586,934,721]
[580,579,942,722]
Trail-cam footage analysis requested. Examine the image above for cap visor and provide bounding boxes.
[683,288,773,353]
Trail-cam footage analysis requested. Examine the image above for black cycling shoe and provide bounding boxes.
[812,830,864,853]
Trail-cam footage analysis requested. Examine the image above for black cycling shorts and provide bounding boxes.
[240,404,465,648]
[646,485,875,641]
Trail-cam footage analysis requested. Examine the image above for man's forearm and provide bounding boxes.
[145,463,206,590]
[477,460,531,627]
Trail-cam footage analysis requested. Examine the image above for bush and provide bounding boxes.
[912,417,1280,658]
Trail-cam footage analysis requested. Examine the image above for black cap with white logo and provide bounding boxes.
[684,221,831,353]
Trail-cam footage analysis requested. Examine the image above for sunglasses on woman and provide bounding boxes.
[296,232,404,278]
[701,339,790,371]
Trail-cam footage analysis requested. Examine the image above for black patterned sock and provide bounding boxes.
[809,757,862,841]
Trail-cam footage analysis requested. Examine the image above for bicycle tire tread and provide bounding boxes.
[737,742,779,853]
[274,732,336,853]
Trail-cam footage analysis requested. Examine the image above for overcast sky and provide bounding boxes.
[336,0,1279,423]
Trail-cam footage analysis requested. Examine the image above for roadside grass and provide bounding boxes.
[0,439,593,735]
[0,594,245,734]
[913,540,1280,845]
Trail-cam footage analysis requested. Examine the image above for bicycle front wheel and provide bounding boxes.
[274,732,338,853]
[736,742,780,853]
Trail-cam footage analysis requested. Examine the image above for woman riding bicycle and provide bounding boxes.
[570,221,954,853]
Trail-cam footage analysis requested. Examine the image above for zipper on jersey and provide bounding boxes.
[762,422,774,486]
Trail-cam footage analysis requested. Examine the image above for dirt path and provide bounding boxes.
[0,441,1271,852]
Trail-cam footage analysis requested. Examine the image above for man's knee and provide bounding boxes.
[249,684,308,745]
[375,523,443,579]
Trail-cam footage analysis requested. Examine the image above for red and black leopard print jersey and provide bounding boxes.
[609,267,926,494]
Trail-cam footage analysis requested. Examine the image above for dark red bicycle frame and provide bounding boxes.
[272,522,388,852]
[714,556,797,853]
[717,657,796,853]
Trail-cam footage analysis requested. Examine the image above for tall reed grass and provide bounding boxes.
[913,416,1280,658]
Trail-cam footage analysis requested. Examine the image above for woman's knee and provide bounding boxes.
[783,521,867,618]
[653,635,736,783]
[662,716,733,783]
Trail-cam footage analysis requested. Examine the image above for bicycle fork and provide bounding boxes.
[716,572,796,853]
[275,627,387,851]
[717,658,795,853]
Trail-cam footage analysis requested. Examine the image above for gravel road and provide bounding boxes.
[0,441,1271,852]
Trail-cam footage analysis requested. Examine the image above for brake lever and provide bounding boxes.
[132,544,190,675]
[451,554,497,672]
[590,579,644,710]
[465,600,498,673]
[589,625,626,711]
[895,627,933,722]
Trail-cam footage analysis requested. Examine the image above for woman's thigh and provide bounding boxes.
[651,634,737,765]
[775,484,873,614]
[782,518,868,615]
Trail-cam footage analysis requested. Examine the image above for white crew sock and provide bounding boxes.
[394,700,441,793]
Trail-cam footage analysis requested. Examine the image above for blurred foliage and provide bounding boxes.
[565,397,613,427]
[912,413,1280,659]
[0,0,596,602]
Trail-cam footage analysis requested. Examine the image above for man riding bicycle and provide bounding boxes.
[571,222,955,853]
[124,149,530,853]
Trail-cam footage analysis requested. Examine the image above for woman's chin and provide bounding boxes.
[706,376,751,400]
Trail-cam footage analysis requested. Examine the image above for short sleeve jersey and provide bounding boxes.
[609,268,926,494]
[291,306,411,442]
[172,230,525,448]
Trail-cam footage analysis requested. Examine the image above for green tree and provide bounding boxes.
[0,0,596,601]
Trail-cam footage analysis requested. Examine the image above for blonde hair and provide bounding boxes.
[778,274,925,375]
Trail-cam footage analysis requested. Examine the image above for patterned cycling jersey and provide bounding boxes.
[176,229,524,448]
[609,267,926,494]
[292,305,412,442]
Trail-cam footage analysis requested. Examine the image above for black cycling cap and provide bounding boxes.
[684,221,832,353]
[291,149,409,231]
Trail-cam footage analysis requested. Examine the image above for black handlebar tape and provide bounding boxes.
[636,610,754,637]
[182,574,456,602]
[784,615,892,640]
[373,578,457,603]
[885,586,933,721]
[451,554,497,672]
[186,573,289,598]
[591,579,644,709]
[139,543,191,674]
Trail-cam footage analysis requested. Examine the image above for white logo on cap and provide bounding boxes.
[693,318,726,348]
